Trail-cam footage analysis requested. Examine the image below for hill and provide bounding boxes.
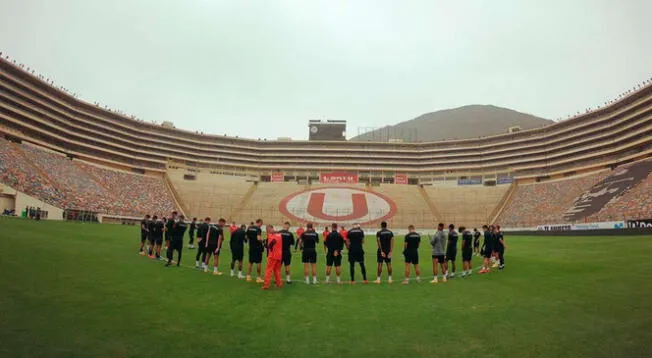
[351,105,554,142]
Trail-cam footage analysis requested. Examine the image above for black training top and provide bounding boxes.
[495,231,504,248]
[246,226,263,251]
[151,221,164,239]
[173,221,187,241]
[140,219,149,234]
[376,229,394,252]
[300,230,319,250]
[196,222,208,243]
[462,231,473,250]
[230,228,246,250]
[325,231,344,253]
[206,224,223,246]
[447,231,459,251]
[347,227,365,252]
[278,229,295,252]
[404,232,421,251]
[483,231,494,250]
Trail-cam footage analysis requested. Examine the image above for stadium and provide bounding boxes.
[1,53,650,229]
[1,3,652,358]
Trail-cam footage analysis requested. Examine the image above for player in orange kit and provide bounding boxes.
[262,225,283,290]
[340,226,348,243]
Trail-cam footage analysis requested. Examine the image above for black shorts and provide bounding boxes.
[188,233,195,243]
[432,254,445,263]
[326,252,342,267]
[483,247,493,258]
[446,250,457,262]
[404,250,419,265]
[141,232,148,242]
[473,241,480,248]
[377,250,392,263]
[302,249,317,264]
[170,240,183,251]
[249,250,263,264]
[462,249,473,262]
[231,247,244,261]
[282,251,292,266]
[348,250,365,263]
[154,237,163,245]
[206,244,218,254]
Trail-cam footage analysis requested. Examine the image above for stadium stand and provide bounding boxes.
[0,55,650,227]
[167,170,252,220]
[497,171,611,227]
[370,184,434,228]
[0,137,175,217]
[76,161,175,217]
[569,159,652,222]
[237,182,307,224]
[0,55,650,180]
[424,185,511,228]
[0,137,67,208]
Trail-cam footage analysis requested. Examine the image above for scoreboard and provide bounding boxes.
[308,120,346,141]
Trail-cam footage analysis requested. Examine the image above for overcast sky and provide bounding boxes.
[1,0,650,140]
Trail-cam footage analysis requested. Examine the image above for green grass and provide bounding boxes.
[0,217,651,358]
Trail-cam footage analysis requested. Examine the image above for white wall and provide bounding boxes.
[0,183,64,220]
[0,194,14,212]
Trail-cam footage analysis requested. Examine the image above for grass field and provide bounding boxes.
[1,217,651,358]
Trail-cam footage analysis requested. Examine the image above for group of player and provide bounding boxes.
[138,211,507,289]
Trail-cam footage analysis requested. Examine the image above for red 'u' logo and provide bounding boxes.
[278,187,397,225]
[306,193,369,221]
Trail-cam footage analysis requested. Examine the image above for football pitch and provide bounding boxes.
[1,218,651,358]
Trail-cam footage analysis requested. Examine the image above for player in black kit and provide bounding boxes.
[278,222,295,284]
[150,216,164,260]
[188,217,197,249]
[324,223,344,284]
[164,211,177,251]
[230,224,247,278]
[346,223,367,284]
[204,218,225,275]
[139,214,150,255]
[460,226,474,277]
[480,225,493,274]
[402,225,421,284]
[299,222,319,284]
[495,225,506,270]
[166,215,187,267]
[473,228,481,256]
[245,219,264,283]
[375,221,394,284]
[195,218,209,269]
[446,224,459,278]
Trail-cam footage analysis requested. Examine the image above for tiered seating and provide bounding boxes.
[168,170,252,220]
[20,144,108,212]
[425,185,509,228]
[581,160,652,222]
[497,171,610,227]
[0,138,175,216]
[371,184,433,228]
[236,182,305,224]
[76,162,175,216]
[0,138,67,208]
